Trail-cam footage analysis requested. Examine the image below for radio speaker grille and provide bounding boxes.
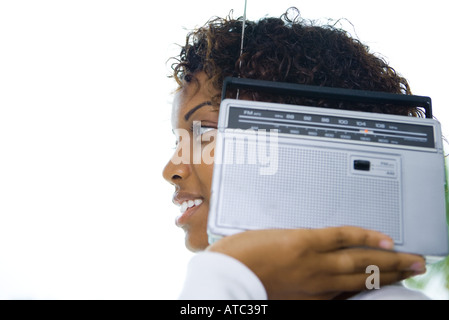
[217,142,402,242]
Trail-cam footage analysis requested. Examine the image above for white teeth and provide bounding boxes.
[179,199,203,213]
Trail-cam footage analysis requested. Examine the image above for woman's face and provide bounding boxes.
[162,72,219,252]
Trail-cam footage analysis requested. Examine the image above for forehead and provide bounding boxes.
[171,74,219,126]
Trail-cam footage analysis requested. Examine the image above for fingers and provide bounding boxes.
[304,226,394,252]
[311,248,426,293]
[325,248,426,275]
[318,270,422,293]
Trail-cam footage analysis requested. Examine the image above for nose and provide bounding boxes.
[162,146,191,185]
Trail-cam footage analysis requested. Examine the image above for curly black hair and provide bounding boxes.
[170,8,422,117]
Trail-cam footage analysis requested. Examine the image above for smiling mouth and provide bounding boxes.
[176,199,204,227]
[179,199,203,214]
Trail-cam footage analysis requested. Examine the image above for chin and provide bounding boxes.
[184,232,210,252]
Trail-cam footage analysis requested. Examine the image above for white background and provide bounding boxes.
[0,0,447,299]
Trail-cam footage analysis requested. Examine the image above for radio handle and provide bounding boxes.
[222,77,433,119]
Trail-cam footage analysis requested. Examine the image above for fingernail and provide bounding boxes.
[409,262,426,273]
[379,239,394,250]
[413,269,427,276]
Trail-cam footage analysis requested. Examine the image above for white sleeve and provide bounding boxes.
[178,251,268,300]
[348,282,431,300]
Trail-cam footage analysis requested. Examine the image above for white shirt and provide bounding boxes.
[179,252,267,300]
[179,252,430,300]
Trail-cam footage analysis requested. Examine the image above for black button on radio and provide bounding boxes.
[354,160,371,171]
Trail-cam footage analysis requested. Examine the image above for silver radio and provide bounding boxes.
[207,78,448,262]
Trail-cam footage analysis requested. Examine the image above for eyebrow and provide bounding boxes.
[184,101,213,121]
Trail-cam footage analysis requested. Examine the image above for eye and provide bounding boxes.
[199,126,216,135]
[196,126,217,142]
[198,127,216,145]
[191,121,217,142]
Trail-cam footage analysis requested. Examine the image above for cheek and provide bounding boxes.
[194,162,214,198]
[196,138,216,196]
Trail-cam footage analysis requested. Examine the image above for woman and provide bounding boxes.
[163,8,429,300]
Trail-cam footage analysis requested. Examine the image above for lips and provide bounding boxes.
[173,193,204,227]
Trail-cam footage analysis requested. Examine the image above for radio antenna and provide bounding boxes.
[236,0,247,99]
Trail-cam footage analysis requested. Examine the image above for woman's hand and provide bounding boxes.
[207,226,426,300]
